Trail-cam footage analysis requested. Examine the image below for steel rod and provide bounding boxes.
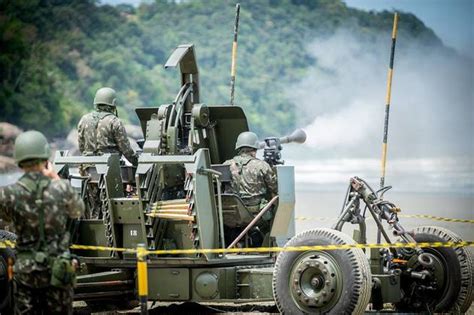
[227,195,278,249]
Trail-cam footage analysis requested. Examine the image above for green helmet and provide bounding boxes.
[235,131,259,150]
[14,130,51,165]
[94,87,117,107]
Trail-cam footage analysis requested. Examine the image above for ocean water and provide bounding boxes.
[2,162,472,242]
[295,190,474,242]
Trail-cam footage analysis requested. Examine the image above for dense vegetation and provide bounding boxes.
[0,0,442,137]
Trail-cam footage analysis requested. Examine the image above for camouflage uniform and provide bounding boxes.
[77,107,138,166]
[0,172,84,314]
[224,152,277,211]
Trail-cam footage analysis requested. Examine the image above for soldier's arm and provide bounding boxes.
[59,181,85,219]
[112,118,138,166]
[77,118,85,153]
[262,163,278,197]
[0,186,14,222]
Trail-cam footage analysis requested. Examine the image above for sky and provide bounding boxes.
[344,0,473,57]
[101,0,473,57]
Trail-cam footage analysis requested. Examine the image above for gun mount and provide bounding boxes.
[41,44,303,308]
[260,128,306,166]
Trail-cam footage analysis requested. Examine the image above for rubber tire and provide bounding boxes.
[272,228,372,314]
[396,226,473,313]
[0,230,16,313]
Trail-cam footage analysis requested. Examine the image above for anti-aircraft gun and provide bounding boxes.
[39,44,307,308]
[0,43,472,314]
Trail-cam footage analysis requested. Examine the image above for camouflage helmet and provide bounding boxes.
[14,130,51,165]
[235,131,259,150]
[93,87,117,107]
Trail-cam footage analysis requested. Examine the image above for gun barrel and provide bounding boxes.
[279,128,306,144]
[258,129,307,149]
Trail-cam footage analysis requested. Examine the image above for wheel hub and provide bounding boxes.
[290,252,341,310]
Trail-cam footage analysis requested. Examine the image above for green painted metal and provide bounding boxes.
[270,166,295,238]
[148,268,190,301]
[188,149,219,259]
[373,273,401,303]
[237,268,274,300]
[75,220,109,257]
[54,44,304,307]
[289,252,343,312]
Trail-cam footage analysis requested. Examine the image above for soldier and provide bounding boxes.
[224,131,277,245]
[0,130,84,314]
[77,87,138,166]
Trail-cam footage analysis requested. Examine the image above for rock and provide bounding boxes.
[0,155,19,173]
[0,122,23,157]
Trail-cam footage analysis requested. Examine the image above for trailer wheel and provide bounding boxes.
[0,230,16,313]
[272,228,371,314]
[395,226,473,313]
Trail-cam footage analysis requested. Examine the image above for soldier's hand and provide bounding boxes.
[42,161,60,180]
[71,258,80,272]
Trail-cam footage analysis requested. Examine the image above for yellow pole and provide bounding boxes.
[378,12,399,244]
[137,243,148,314]
[230,3,241,105]
[380,12,399,190]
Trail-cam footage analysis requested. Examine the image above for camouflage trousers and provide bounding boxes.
[13,271,73,315]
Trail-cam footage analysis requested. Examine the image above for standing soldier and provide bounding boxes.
[224,131,277,245]
[77,87,138,166]
[0,130,84,314]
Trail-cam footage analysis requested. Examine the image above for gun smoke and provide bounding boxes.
[287,29,473,193]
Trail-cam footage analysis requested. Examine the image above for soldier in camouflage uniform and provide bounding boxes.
[78,87,137,218]
[77,87,138,166]
[224,131,277,246]
[0,130,84,314]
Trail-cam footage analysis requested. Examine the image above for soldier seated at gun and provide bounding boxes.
[77,87,139,219]
[223,131,278,247]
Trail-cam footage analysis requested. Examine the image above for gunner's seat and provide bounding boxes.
[211,164,255,228]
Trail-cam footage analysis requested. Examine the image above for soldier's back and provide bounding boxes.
[78,111,119,155]
[5,172,82,254]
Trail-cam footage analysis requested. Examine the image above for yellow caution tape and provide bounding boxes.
[1,240,473,255]
[398,214,474,224]
[295,214,474,224]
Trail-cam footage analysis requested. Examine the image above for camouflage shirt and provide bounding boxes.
[224,153,277,206]
[77,109,138,165]
[0,172,84,272]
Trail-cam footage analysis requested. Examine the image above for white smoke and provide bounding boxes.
[287,29,474,192]
[290,29,473,159]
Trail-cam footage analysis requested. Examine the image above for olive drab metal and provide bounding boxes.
[235,131,259,150]
[47,44,305,310]
[13,130,51,164]
[93,87,117,107]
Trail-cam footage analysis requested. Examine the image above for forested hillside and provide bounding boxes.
[0,0,443,137]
